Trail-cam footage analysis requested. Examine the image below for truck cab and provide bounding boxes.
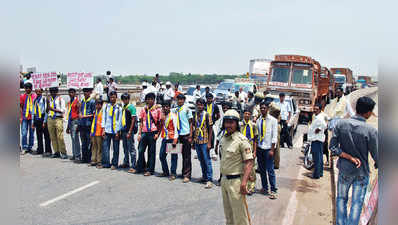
[266,55,329,123]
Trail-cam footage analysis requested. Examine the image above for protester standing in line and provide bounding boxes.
[174,94,193,183]
[158,100,179,180]
[120,93,137,172]
[220,109,254,225]
[20,83,36,154]
[31,88,52,157]
[99,91,122,169]
[66,88,81,162]
[90,99,104,167]
[192,98,214,189]
[240,108,257,195]
[308,103,327,179]
[256,101,278,199]
[330,96,378,225]
[136,93,162,176]
[276,92,292,149]
[78,88,96,163]
[47,87,68,159]
[106,77,118,100]
[205,93,220,159]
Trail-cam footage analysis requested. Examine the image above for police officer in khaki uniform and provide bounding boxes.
[220,110,254,225]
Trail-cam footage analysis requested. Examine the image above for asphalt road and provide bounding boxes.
[19,112,306,225]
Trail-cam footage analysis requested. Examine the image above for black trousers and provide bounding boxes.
[179,135,192,178]
[79,126,92,163]
[34,120,52,153]
[280,120,292,147]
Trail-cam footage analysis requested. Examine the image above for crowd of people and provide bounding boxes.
[20,75,378,225]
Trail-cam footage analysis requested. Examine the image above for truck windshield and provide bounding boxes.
[292,69,312,84]
[271,67,290,83]
[334,75,346,83]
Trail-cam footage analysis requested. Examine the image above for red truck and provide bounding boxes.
[330,68,354,94]
[266,54,330,123]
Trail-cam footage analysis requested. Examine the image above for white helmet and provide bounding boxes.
[166,81,172,86]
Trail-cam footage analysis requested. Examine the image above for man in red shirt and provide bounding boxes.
[66,88,81,161]
[20,83,37,154]
[136,93,162,176]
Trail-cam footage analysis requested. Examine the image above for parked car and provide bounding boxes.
[214,81,234,104]
[267,94,300,137]
[185,86,207,110]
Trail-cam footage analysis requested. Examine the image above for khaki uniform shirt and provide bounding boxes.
[220,131,254,175]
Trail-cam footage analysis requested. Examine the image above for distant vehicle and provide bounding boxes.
[185,86,206,110]
[358,75,372,85]
[334,74,348,93]
[330,68,354,94]
[249,58,272,83]
[356,79,368,88]
[266,94,300,136]
[214,81,234,104]
[266,54,330,124]
[233,82,257,93]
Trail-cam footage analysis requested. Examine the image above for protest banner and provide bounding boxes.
[67,72,94,89]
[32,72,59,89]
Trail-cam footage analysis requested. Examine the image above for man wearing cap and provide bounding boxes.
[220,109,254,225]
[163,81,175,102]
[77,88,96,163]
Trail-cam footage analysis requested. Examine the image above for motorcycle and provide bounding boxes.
[302,133,314,170]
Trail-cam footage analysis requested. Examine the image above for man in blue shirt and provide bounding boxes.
[330,96,378,225]
[100,91,122,169]
[31,88,52,157]
[173,94,193,183]
[78,88,96,163]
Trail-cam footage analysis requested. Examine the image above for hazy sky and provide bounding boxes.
[4,0,395,77]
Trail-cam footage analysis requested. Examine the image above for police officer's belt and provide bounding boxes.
[225,174,241,180]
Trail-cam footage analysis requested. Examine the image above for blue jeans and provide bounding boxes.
[102,133,120,168]
[121,131,136,169]
[159,139,178,176]
[336,174,369,225]
[257,148,277,192]
[21,119,34,150]
[79,126,92,163]
[137,132,157,173]
[69,120,81,159]
[195,143,213,182]
[311,141,324,178]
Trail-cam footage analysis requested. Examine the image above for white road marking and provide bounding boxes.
[282,126,305,225]
[40,181,100,207]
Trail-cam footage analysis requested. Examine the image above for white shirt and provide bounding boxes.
[193,89,202,101]
[277,100,292,121]
[48,96,66,118]
[95,82,104,95]
[238,91,247,102]
[107,82,117,95]
[332,95,354,119]
[308,113,327,142]
[256,114,278,149]
[147,85,157,95]
[164,88,175,101]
